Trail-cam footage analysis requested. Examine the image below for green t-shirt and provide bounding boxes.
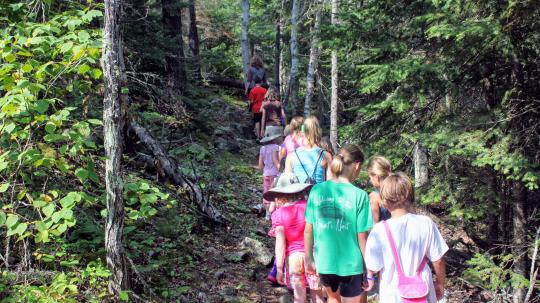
[305,180,373,276]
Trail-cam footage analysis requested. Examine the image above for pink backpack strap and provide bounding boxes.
[383,220,427,277]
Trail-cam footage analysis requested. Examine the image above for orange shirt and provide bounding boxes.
[249,86,267,113]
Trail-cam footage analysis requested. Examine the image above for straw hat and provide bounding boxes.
[263,173,313,201]
[259,126,283,143]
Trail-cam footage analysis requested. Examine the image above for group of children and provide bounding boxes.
[256,115,449,303]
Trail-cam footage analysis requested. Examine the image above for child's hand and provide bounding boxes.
[363,278,374,291]
[435,282,444,300]
[305,257,316,275]
[276,270,285,285]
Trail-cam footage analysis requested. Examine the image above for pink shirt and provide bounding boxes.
[260,144,279,176]
[283,135,304,155]
[271,200,307,256]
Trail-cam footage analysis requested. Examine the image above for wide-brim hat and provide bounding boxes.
[263,173,313,201]
[259,126,283,143]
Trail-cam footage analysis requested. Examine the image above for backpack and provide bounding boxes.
[294,149,324,184]
[383,220,429,302]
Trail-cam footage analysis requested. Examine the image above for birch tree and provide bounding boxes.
[288,0,300,111]
[102,0,129,296]
[304,0,322,117]
[241,0,250,87]
[329,0,338,151]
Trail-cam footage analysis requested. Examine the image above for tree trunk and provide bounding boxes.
[162,0,187,92]
[188,0,201,82]
[102,0,129,296]
[413,143,429,189]
[512,181,527,302]
[241,0,250,85]
[274,17,281,93]
[288,0,300,112]
[304,0,321,118]
[329,0,338,151]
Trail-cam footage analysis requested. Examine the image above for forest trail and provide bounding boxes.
[160,91,486,303]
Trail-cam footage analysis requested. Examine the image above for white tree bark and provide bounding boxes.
[329,0,338,151]
[289,0,300,109]
[413,143,429,189]
[512,182,527,303]
[304,0,321,118]
[102,0,128,296]
[241,0,250,85]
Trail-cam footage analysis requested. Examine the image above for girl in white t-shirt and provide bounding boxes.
[364,172,448,302]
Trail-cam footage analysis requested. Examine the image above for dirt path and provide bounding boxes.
[169,94,484,303]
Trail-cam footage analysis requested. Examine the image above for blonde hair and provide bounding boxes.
[264,86,280,102]
[250,55,263,68]
[380,172,413,210]
[303,116,322,147]
[330,144,364,177]
[289,116,304,135]
[367,156,392,180]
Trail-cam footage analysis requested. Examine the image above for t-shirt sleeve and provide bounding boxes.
[271,210,283,228]
[304,188,316,224]
[356,191,373,232]
[365,226,384,271]
[427,219,449,262]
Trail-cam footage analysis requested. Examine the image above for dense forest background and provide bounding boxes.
[0,0,538,302]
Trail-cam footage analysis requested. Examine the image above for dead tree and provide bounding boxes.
[188,0,201,81]
[329,0,338,151]
[162,0,187,92]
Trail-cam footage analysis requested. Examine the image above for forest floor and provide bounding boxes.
[134,88,489,303]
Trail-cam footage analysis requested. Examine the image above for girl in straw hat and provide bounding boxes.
[264,173,324,303]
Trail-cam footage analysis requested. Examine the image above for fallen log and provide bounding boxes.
[207,74,244,90]
[128,122,226,224]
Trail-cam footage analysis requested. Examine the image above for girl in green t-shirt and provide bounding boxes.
[304,144,373,303]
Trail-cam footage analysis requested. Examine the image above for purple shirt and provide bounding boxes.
[260,144,279,176]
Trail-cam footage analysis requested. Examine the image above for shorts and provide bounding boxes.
[253,112,262,124]
[262,176,275,205]
[319,273,363,297]
[288,252,321,290]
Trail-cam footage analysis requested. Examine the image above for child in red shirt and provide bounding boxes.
[249,78,267,140]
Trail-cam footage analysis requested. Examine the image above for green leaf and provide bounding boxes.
[75,168,88,182]
[14,223,28,236]
[44,134,65,142]
[42,203,55,217]
[21,64,33,73]
[121,87,129,94]
[60,42,73,53]
[34,100,49,114]
[45,122,56,134]
[91,68,102,79]
[119,291,129,301]
[5,215,18,228]
[35,221,47,232]
[0,211,6,225]
[0,183,9,193]
[78,64,90,75]
[35,230,49,243]
[87,119,102,125]
[4,54,16,63]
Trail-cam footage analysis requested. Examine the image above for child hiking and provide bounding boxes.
[249,78,268,140]
[367,156,392,223]
[364,172,448,303]
[285,116,331,184]
[259,126,283,219]
[304,144,373,303]
[260,86,287,138]
[264,173,324,303]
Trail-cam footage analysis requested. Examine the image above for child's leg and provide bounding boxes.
[288,253,307,303]
[262,176,275,216]
[309,289,325,303]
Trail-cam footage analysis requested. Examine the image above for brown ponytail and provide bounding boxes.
[330,144,365,177]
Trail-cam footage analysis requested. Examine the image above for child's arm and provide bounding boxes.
[260,108,266,137]
[269,201,276,214]
[275,226,287,285]
[272,149,279,170]
[432,256,446,300]
[364,269,378,291]
[304,223,316,274]
[357,232,368,264]
[258,151,264,170]
[280,106,287,125]
[284,154,293,173]
[369,192,381,224]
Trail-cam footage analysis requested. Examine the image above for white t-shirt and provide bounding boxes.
[365,214,449,303]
